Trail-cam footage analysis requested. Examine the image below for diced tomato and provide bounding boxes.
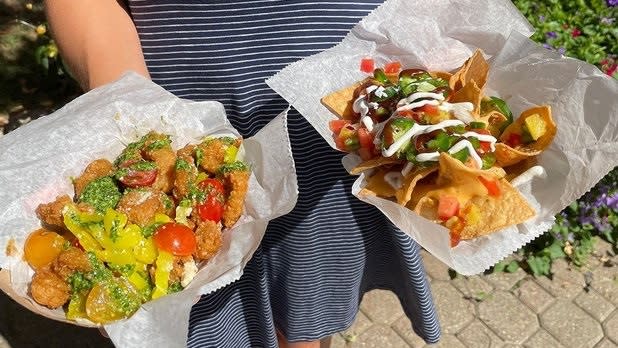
[358,147,373,161]
[329,119,350,135]
[478,141,492,154]
[450,231,461,248]
[360,58,375,73]
[197,179,226,223]
[419,104,439,115]
[357,128,373,150]
[506,133,522,147]
[334,137,347,151]
[438,195,460,221]
[384,61,402,74]
[154,222,197,256]
[478,176,501,197]
[469,128,491,135]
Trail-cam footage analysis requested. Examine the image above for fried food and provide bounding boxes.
[116,189,169,227]
[35,195,72,230]
[173,144,198,200]
[222,170,250,228]
[193,220,222,261]
[30,268,70,309]
[52,247,92,280]
[73,159,114,197]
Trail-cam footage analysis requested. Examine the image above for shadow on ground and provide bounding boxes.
[0,290,113,348]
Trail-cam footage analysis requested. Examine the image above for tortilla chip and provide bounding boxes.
[449,49,490,92]
[449,80,482,115]
[496,105,556,167]
[350,157,402,175]
[395,167,437,206]
[321,83,360,120]
[364,169,397,198]
[459,179,536,240]
[436,153,506,186]
[479,110,509,138]
[414,196,439,221]
[431,71,453,82]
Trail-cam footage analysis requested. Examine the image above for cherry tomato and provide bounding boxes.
[328,119,350,135]
[450,227,462,248]
[24,229,66,269]
[334,137,347,151]
[154,222,197,256]
[196,179,225,223]
[360,58,375,73]
[118,168,157,188]
[478,176,501,197]
[357,128,374,150]
[438,195,460,221]
[384,61,402,74]
[85,278,141,323]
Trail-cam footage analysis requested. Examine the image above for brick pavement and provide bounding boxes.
[1,237,617,348]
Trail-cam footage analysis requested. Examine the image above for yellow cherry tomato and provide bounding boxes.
[24,229,66,269]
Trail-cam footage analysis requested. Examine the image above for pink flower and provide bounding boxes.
[571,28,582,38]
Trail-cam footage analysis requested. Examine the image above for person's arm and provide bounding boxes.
[44,0,150,90]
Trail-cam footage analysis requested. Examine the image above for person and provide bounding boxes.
[44,1,441,347]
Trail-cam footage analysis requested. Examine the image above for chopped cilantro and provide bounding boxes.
[218,161,249,174]
[67,271,93,295]
[145,136,171,151]
[195,147,204,167]
[175,158,192,171]
[168,282,184,294]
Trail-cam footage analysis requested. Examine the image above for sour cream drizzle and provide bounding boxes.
[381,119,465,157]
[415,139,483,169]
[458,132,498,151]
[439,102,475,123]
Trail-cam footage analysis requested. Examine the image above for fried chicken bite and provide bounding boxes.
[196,139,227,174]
[193,220,222,261]
[35,195,72,230]
[30,268,70,309]
[52,247,92,280]
[73,159,114,197]
[142,133,177,194]
[116,189,171,227]
[173,144,198,200]
[222,170,250,228]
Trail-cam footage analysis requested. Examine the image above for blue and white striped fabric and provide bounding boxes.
[127,1,441,346]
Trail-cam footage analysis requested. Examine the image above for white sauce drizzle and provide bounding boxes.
[361,116,374,132]
[401,162,414,177]
[439,102,475,123]
[415,140,483,169]
[381,119,465,157]
[457,132,498,151]
[374,86,388,98]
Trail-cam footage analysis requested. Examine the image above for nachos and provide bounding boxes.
[322,50,556,246]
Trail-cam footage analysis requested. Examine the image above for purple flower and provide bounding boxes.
[543,43,552,50]
[607,0,618,7]
[558,47,566,55]
[601,17,615,25]
[539,15,545,22]
[546,31,558,39]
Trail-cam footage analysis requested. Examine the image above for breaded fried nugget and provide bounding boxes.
[73,159,114,197]
[173,144,198,200]
[117,189,169,226]
[52,247,92,280]
[169,255,194,284]
[222,170,250,228]
[30,268,70,309]
[35,195,72,230]
[194,220,222,261]
[142,133,177,194]
[149,148,177,193]
[196,139,227,174]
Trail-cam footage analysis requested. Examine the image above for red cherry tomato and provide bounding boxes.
[478,176,501,197]
[438,195,460,221]
[334,137,347,151]
[196,179,225,223]
[153,222,197,256]
[118,168,157,188]
[360,58,375,73]
[329,119,350,135]
[358,147,373,161]
[384,61,402,74]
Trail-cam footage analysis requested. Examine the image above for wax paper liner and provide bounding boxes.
[0,72,298,348]
[266,0,618,275]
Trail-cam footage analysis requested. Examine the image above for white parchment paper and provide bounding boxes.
[0,73,298,347]
[266,0,618,275]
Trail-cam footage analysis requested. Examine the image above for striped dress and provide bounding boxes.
[127,1,441,346]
